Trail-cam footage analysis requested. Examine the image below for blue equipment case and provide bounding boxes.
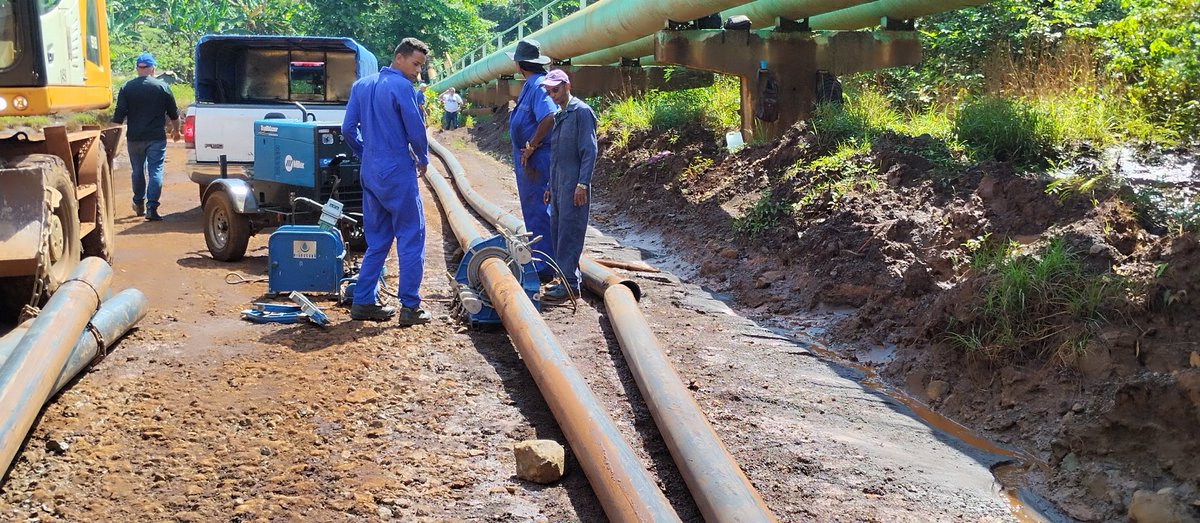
[267,225,345,295]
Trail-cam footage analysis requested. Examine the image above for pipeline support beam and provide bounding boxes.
[654,28,921,140]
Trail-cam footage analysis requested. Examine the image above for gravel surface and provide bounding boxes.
[0,138,1019,521]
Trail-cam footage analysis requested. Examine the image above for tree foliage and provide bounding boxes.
[1091,0,1200,138]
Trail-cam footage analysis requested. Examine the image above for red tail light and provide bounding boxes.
[183,114,195,149]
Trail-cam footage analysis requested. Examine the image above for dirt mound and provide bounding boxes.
[591,119,1200,521]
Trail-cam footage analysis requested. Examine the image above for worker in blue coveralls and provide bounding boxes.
[540,70,596,303]
[507,38,558,285]
[341,37,432,326]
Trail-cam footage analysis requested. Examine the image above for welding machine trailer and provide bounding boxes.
[201,111,366,262]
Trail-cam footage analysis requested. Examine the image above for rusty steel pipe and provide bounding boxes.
[0,257,112,474]
[428,136,775,521]
[423,164,680,522]
[601,278,776,522]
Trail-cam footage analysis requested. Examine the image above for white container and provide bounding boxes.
[725,130,745,152]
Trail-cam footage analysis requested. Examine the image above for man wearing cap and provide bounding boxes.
[507,38,558,283]
[341,37,433,326]
[540,70,596,303]
[112,52,180,221]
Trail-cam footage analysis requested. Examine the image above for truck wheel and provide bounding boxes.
[204,192,250,262]
[82,142,116,262]
[34,156,82,293]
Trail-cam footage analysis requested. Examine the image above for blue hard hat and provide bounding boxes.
[136,52,157,67]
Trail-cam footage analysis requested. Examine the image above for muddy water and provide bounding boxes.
[791,332,1072,523]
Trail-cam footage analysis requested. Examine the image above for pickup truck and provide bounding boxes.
[183,35,379,260]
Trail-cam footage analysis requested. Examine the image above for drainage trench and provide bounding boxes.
[428,136,776,522]
[798,338,1068,523]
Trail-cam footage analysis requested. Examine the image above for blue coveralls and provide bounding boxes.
[548,97,598,292]
[509,73,559,276]
[342,67,429,309]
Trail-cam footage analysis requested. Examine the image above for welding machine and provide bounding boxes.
[451,233,542,328]
[267,225,345,296]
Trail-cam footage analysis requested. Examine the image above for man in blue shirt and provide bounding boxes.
[507,39,558,284]
[112,52,180,221]
[540,70,597,303]
[342,38,432,326]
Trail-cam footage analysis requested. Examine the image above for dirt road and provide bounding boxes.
[0,138,1020,521]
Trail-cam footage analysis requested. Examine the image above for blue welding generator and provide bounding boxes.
[267,224,346,296]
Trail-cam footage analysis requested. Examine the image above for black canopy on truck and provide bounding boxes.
[193,35,379,104]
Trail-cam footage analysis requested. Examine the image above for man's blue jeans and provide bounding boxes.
[442,111,458,130]
[128,140,166,212]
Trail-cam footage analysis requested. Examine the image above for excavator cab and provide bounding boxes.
[0,0,115,114]
[0,0,123,325]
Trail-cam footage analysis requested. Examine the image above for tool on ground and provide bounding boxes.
[240,292,329,327]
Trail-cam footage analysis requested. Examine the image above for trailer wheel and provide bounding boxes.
[82,143,116,262]
[204,191,250,262]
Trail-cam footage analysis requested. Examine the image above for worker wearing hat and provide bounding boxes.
[112,52,180,221]
[539,69,596,303]
[507,39,558,282]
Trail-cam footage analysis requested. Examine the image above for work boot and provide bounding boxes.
[132,202,144,217]
[145,209,163,221]
[541,283,571,304]
[351,303,396,321]
[397,306,431,326]
[538,270,556,284]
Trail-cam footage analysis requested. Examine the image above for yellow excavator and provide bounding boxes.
[0,0,123,325]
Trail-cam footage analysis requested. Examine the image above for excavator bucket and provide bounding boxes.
[0,165,48,277]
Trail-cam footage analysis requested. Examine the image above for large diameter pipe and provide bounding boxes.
[428,136,774,521]
[52,289,149,395]
[423,165,680,522]
[0,258,112,474]
[601,282,776,522]
[811,0,990,29]
[572,0,878,66]
[434,0,757,92]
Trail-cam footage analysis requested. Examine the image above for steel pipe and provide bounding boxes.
[810,0,990,30]
[52,289,149,395]
[0,257,112,474]
[423,164,680,522]
[434,0,756,92]
[428,136,775,521]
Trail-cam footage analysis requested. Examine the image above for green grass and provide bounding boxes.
[0,115,53,132]
[948,237,1126,363]
[953,96,1062,166]
[733,189,793,236]
[170,83,196,110]
[598,75,740,148]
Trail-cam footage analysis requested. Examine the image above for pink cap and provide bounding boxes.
[542,69,570,87]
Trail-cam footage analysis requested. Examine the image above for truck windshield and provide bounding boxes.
[289,61,326,101]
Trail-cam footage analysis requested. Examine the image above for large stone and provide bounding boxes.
[1129,488,1199,523]
[513,440,565,484]
[925,380,950,403]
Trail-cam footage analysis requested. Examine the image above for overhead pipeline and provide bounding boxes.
[433,0,757,92]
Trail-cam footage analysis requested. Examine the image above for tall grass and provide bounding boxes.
[598,75,740,148]
[948,238,1125,363]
